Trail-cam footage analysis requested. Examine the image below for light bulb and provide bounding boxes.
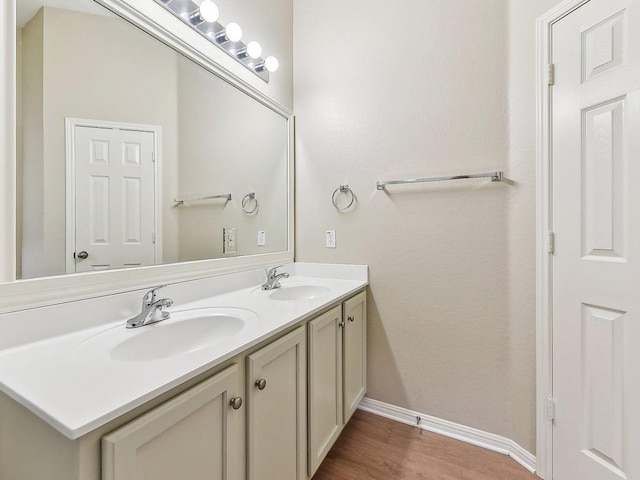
[199,0,219,22]
[264,56,279,73]
[246,41,262,59]
[225,22,242,42]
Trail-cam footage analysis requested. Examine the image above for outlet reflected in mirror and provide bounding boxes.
[15,0,290,280]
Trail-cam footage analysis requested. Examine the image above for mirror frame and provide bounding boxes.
[0,0,294,313]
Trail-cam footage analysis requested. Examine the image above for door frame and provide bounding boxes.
[64,117,163,274]
[536,1,592,478]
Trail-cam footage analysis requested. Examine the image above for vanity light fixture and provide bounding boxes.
[198,0,219,22]
[154,0,278,82]
[236,41,262,60]
[246,41,263,59]
[216,22,242,43]
[256,56,280,73]
[188,0,218,25]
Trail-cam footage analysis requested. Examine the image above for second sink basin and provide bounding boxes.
[268,285,330,301]
[74,307,258,363]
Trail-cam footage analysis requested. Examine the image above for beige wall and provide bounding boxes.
[175,56,289,261]
[18,10,45,279]
[15,29,23,279]
[294,0,562,452]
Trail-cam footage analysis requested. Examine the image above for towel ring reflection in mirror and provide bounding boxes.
[332,185,356,211]
[242,193,259,215]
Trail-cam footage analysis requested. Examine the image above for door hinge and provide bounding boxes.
[152,232,156,244]
[547,397,555,422]
[548,232,555,255]
[547,63,555,86]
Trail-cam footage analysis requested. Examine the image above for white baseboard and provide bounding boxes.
[358,397,537,474]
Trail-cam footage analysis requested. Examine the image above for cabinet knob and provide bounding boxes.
[348,315,355,322]
[229,397,243,410]
[255,378,267,390]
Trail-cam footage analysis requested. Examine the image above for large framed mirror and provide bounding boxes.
[0,0,294,311]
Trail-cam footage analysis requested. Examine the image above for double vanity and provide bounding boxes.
[0,263,368,480]
[0,0,360,478]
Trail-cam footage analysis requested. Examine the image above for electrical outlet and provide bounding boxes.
[258,230,266,246]
[223,227,237,254]
[326,230,336,248]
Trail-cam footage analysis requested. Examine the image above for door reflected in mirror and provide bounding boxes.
[16,0,289,280]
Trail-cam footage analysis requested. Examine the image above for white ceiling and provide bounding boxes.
[17,0,115,27]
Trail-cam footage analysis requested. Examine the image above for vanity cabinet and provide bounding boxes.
[308,306,343,475]
[102,364,243,480]
[343,291,367,421]
[308,291,367,476]
[0,289,366,480]
[246,325,307,480]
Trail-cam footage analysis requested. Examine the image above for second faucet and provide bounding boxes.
[261,266,290,290]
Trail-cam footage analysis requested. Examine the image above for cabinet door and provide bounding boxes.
[102,364,242,480]
[308,305,343,476]
[247,326,306,480]
[343,291,367,422]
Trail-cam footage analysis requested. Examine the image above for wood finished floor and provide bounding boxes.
[312,410,538,480]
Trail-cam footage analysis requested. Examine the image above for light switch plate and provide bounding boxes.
[326,230,336,248]
[223,227,237,254]
[258,230,266,246]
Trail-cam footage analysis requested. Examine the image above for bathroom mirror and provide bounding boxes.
[13,0,291,281]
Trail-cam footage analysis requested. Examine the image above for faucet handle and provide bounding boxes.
[266,265,284,278]
[142,285,167,308]
[150,298,174,322]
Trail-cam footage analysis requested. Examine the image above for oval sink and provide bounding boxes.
[111,314,244,362]
[268,285,330,302]
[74,307,258,363]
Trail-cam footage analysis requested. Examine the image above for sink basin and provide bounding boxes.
[74,307,258,363]
[268,285,330,302]
[111,312,244,362]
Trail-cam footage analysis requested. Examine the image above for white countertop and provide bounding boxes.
[0,264,367,439]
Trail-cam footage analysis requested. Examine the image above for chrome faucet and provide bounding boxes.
[261,265,290,290]
[126,286,174,329]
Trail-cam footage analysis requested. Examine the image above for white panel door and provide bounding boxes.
[73,126,156,272]
[552,0,640,479]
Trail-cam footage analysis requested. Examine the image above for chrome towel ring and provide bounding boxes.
[242,192,259,215]
[332,185,356,211]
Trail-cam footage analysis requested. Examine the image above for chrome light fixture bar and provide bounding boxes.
[154,0,279,83]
